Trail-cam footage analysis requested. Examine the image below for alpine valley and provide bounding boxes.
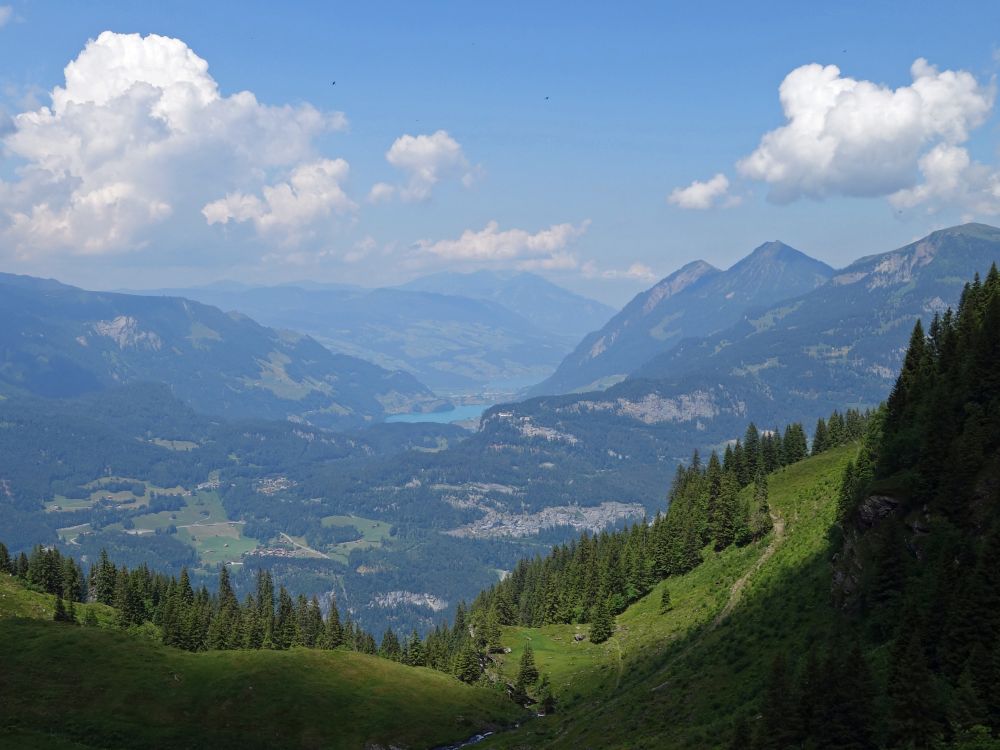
[4,225,1000,749]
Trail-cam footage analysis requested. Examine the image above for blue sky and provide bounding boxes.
[2,1,1000,304]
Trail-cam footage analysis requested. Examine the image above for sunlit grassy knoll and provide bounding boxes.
[0,574,524,750]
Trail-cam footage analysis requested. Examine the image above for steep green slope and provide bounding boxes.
[483,444,856,749]
[0,574,523,750]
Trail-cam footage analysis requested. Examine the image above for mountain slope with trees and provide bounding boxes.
[0,273,441,430]
[497,224,1000,465]
[531,241,833,396]
[3,264,998,748]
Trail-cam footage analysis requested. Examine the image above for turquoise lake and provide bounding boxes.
[385,403,492,424]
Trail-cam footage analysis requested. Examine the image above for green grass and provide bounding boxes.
[320,514,392,563]
[45,478,189,514]
[0,574,523,750]
[181,524,259,566]
[123,490,260,567]
[0,574,117,628]
[54,490,261,568]
[484,444,857,749]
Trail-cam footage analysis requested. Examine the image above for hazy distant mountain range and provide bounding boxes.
[131,271,615,393]
[0,274,442,430]
[396,270,615,341]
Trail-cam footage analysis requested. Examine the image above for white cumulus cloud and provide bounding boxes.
[0,31,347,257]
[384,130,474,201]
[668,173,732,209]
[0,6,13,28]
[202,158,355,237]
[416,219,589,269]
[737,59,994,203]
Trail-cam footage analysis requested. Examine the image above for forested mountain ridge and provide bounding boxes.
[499,225,1000,467]
[0,273,442,429]
[531,241,833,396]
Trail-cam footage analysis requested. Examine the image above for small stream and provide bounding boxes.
[430,730,496,750]
[430,716,539,750]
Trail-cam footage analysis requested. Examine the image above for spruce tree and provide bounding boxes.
[812,417,829,456]
[659,586,672,614]
[516,643,540,690]
[0,542,11,574]
[53,596,68,622]
[405,630,425,666]
[589,598,614,644]
[380,629,402,661]
[324,596,344,648]
[750,471,773,540]
[453,640,482,683]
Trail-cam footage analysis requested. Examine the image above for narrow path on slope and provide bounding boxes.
[709,513,785,632]
[650,512,784,692]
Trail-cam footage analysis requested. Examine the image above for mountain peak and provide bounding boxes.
[926,222,1000,242]
[728,241,834,281]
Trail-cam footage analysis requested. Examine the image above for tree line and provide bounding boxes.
[752,265,1000,749]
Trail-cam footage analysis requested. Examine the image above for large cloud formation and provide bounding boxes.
[0,31,346,256]
[738,59,993,202]
[671,59,999,215]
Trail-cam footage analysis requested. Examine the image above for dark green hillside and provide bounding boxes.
[0,575,521,750]
[0,273,440,429]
